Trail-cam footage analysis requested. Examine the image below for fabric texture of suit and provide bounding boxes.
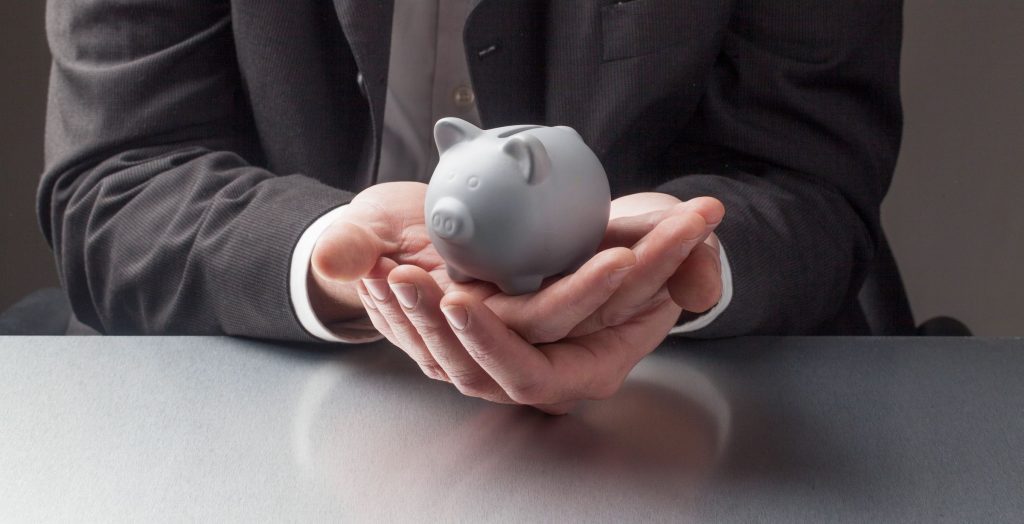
[39,0,903,340]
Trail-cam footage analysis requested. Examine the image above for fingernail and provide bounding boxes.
[608,265,634,287]
[390,283,418,309]
[442,305,469,331]
[362,279,389,301]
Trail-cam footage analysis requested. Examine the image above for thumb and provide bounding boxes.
[311,219,387,282]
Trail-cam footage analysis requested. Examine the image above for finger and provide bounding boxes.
[556,294,682,380]
[599,209,665,251]
[440,291,557,405]
[609,192,683,220]
[569,207,711,337]
[445,291,657,406]
[601,196,725,250]
[487,247,637,344]
[388,265,513,403]
[539,295,684,404]
[682,196,726,227]
[357,280,399,345]
[362,259,449,382]
[312,220,390,282]
[668,241,723,313]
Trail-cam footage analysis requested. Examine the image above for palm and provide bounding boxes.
[347,184,724,414]
[346,182,445,270]
[352,182,546,302]
[357,183,695,343]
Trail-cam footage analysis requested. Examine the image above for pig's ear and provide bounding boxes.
[503,134,551,186]
[434,118,482,154]
[555,125,584,142]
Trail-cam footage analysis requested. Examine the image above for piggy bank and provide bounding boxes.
[424,117,611,295]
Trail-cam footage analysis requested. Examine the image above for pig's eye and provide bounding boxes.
[466,176,480,189]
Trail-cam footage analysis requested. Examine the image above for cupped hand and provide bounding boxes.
[309,182,672,377]
[444,193,725,343]
[354,190,725,413]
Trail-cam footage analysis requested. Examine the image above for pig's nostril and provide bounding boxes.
[429,197,474,244]
[430,211,461,238]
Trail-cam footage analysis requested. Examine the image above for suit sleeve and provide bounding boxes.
[657,2,903,335]
[38,0,353,339]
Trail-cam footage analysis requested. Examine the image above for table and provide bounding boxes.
[1,336,1022,522]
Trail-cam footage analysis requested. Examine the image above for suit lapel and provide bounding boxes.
[333,0,394,175]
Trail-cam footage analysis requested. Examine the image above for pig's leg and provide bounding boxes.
[446,265,473,283]
[497,275,544,296]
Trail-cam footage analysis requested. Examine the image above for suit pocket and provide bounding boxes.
[601,0,692,61]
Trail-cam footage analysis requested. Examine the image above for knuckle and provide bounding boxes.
[522,322,568,345]
[413,321,453,346]
[506,380,547,405]
[377,309,404,329]
[414,359,448,382]
[449,370,496,398]
[462,335,500,367]
[600,307,633,329]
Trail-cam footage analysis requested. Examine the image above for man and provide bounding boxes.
[39,1,902,412]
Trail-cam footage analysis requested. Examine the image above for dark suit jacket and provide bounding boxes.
[39,0,903,340]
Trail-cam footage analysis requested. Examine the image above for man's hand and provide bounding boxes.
[306,182,445,326]
[598,193,725,328]
[351,190,725,413]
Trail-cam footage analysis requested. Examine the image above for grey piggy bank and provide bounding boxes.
[424,117,611,295]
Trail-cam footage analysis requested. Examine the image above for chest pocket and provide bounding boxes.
[601,0,694,62]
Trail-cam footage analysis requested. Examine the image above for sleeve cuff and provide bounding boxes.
[668,241,733,335]
[289,205,386,343]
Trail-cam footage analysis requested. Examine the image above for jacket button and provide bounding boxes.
[452,85,475,107]
[356,72,368,99]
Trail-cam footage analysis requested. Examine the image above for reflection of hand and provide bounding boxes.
[358,191,725,414]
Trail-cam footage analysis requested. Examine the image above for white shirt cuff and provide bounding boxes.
[289,205,386,343]
[668,241,733,335]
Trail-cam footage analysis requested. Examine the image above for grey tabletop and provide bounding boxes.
[1,336,1022,522]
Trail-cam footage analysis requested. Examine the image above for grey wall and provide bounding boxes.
[884,1,1024,335]
[0,1,57,311]
[1,2,1021,333]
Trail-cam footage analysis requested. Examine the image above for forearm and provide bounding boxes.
[41,144,353,338]
[656,1,901,335]
[39,0,364,339]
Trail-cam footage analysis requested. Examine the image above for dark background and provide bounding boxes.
[2,2,1021,334]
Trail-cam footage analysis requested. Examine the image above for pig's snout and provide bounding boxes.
[429,197,474,244]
